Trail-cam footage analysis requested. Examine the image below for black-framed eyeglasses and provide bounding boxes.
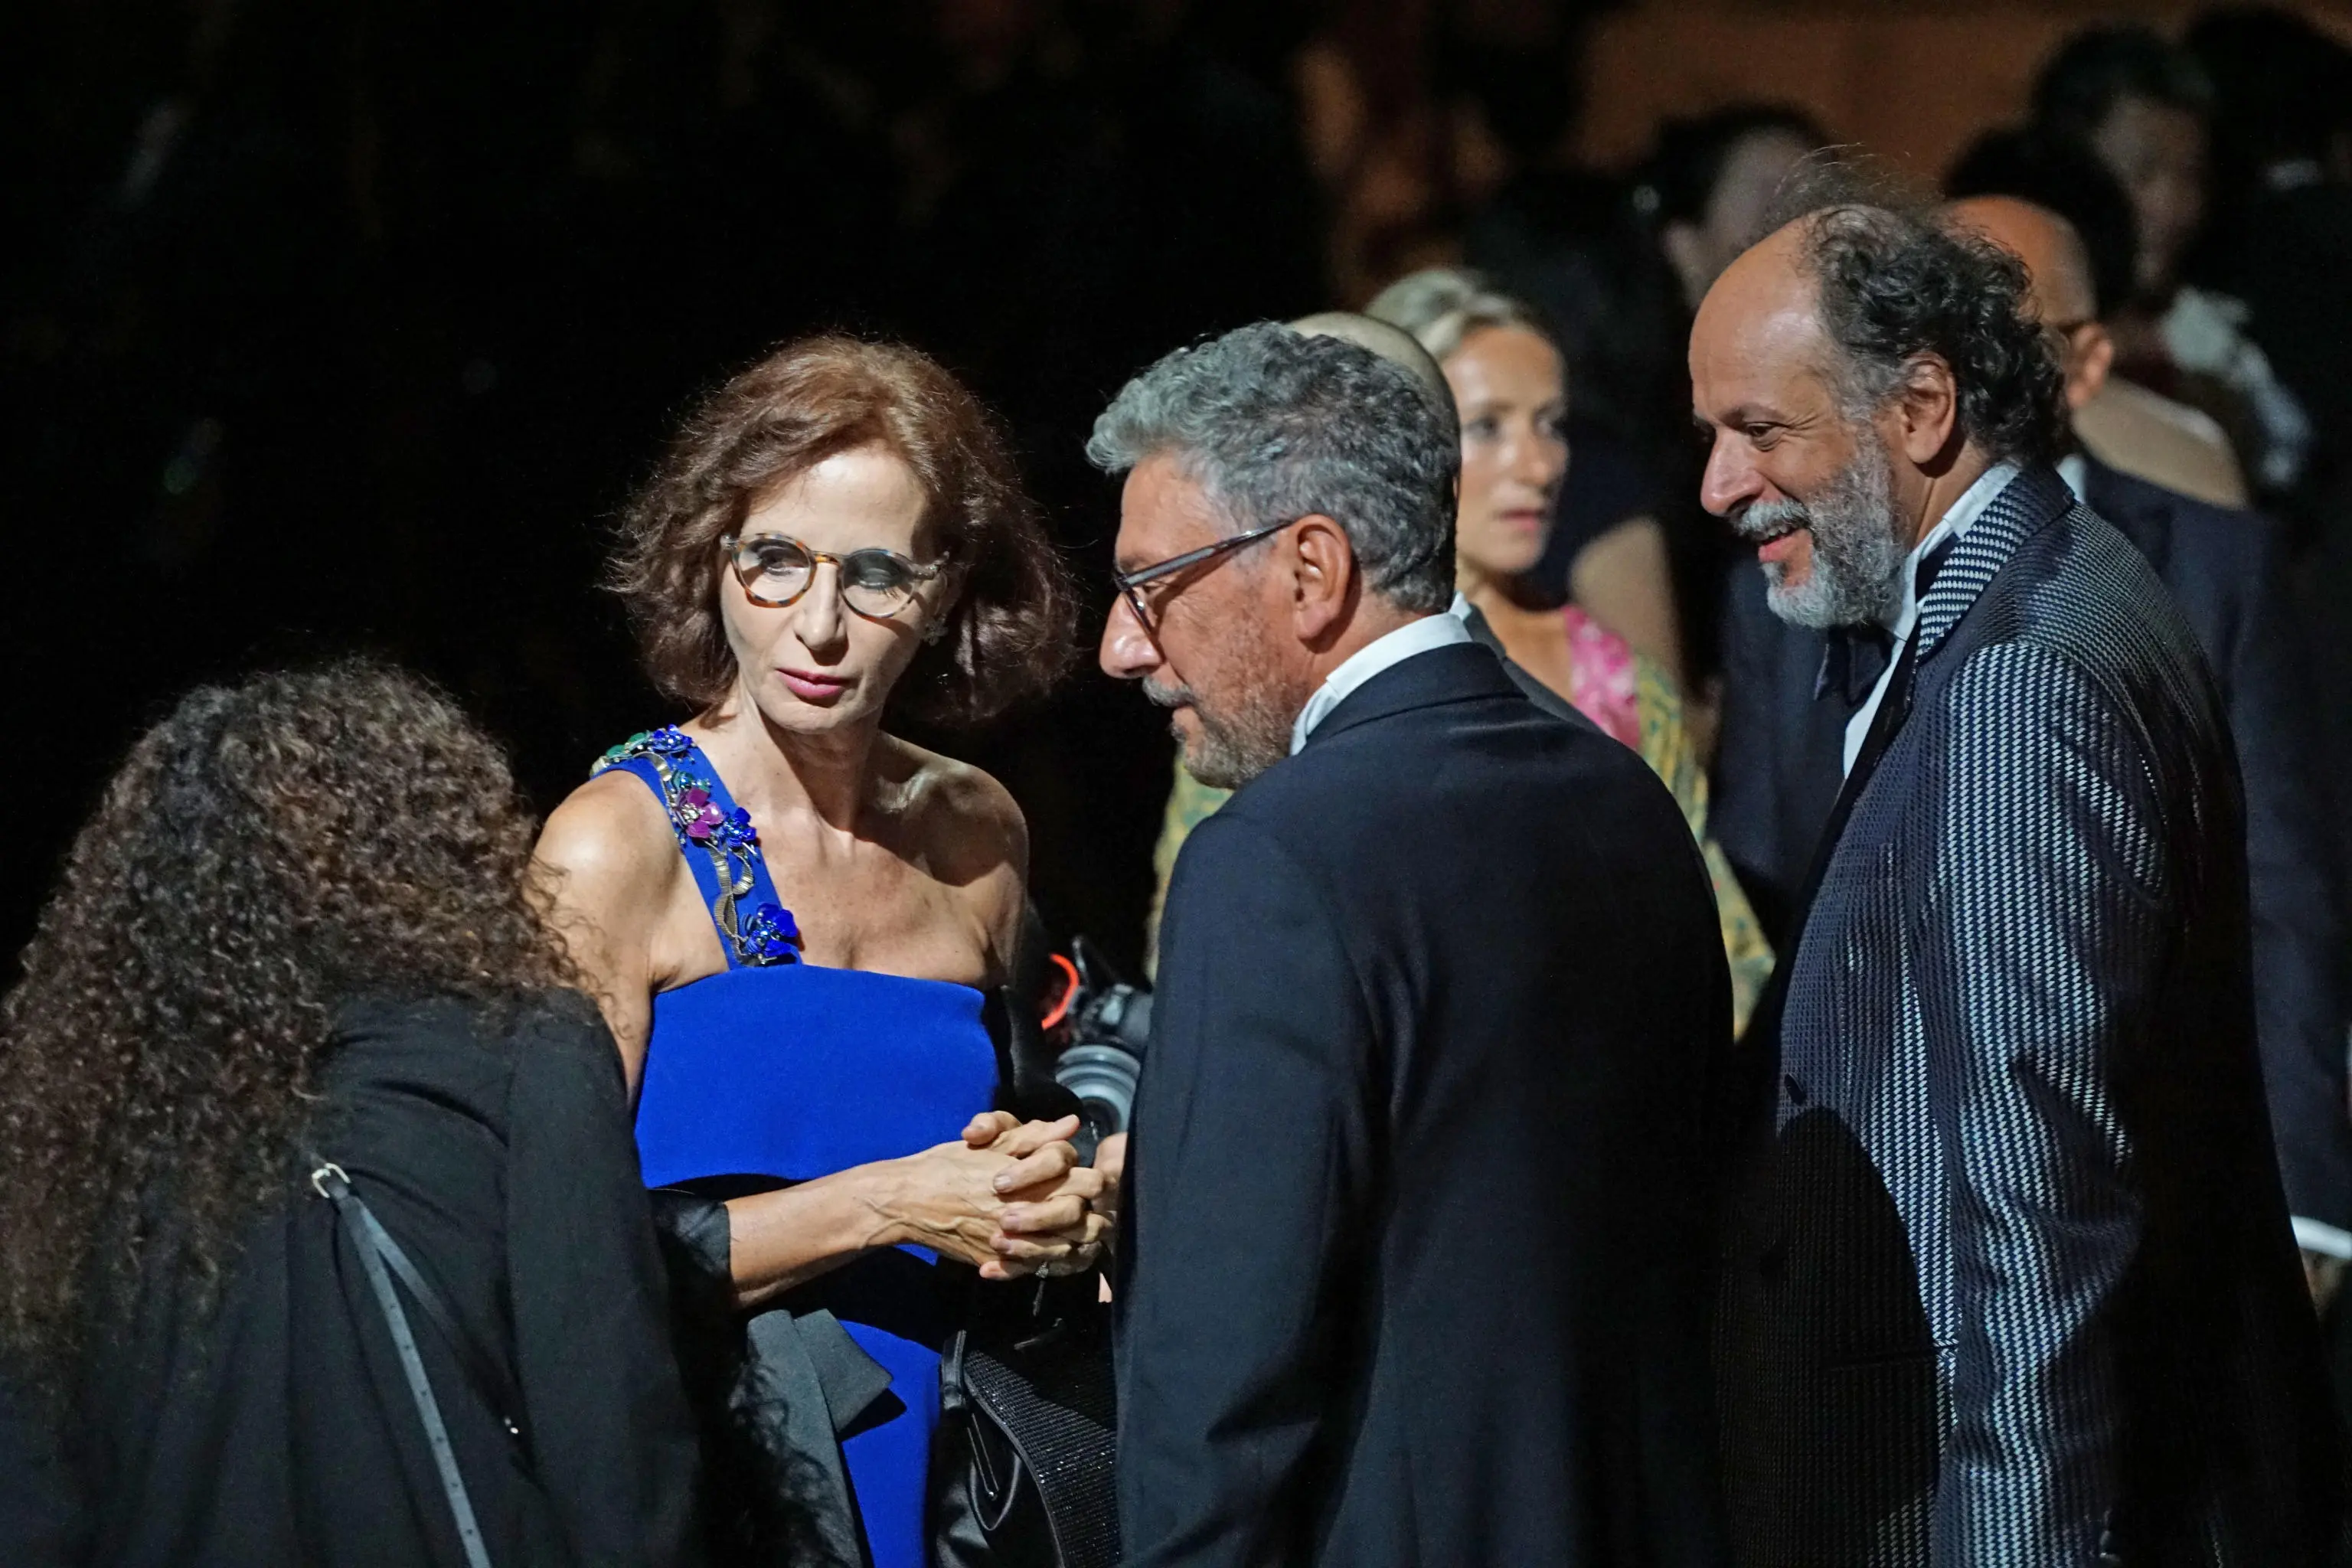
[1110,516,1305,633]
[720,531,949,619]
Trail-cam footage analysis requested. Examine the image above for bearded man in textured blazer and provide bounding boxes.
[1695,188,2346,1564]
[1711,192,2352,1292]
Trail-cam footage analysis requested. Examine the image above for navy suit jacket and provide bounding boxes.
[1712,454,2352,1237]
[1118,642,1732,1567]
[1715,466,2344,1563]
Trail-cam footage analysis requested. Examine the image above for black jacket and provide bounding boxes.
[1711,454,2352,1236]
[2,995,704,1568]
[1116,639,1733,1567]
[1717,466,2344,1563]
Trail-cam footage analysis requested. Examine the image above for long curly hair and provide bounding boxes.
[0,661,577,1381]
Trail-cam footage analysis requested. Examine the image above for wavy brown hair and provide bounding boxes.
[610,334,1076,726]
[0,661,576,1380]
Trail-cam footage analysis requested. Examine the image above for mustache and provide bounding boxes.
[1730,498,1811,542]
[1142,678,1198,710]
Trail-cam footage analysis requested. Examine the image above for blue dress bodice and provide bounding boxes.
[596,728,996,1568]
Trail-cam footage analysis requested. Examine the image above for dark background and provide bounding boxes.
[0,0,1358,977]
[14,0,2348,975]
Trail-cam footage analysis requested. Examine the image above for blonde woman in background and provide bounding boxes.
[1151,272,1772,1034]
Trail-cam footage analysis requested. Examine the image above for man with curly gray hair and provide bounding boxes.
[1699,192,2346,1563]
[1092,321,1733,1567]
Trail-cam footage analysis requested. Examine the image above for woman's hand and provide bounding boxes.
[962,1113,1123,1281]
[720,1115,1102,1307]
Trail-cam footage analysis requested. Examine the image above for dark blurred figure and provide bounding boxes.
[1473,103,1829,738]
[2,0,1338,987]
[2183,9,2352,1150]
[1648,107,1830,322]
[1949,128,2249,506]
[879,1,1326,973]
[0,663,703,1568]
[1458,21,1689,685]
[2184,5,2352,489]
[2032,24,2312,498]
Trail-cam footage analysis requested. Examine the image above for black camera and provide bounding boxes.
[1044,937,1151,1163]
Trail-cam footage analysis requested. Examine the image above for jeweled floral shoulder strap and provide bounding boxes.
[591,727,802,968]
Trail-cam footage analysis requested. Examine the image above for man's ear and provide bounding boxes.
[2066,324,2115,412]
[1890,352,1963,469]
[1287,514,1357,648]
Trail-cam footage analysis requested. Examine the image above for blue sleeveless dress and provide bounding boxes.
[595,727,998,1568]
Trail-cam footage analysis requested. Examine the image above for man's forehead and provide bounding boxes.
[1689,286,1836,422]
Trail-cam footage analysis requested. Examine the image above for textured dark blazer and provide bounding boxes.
[1117,640,1733,1568]
[1711,456,2352,1237]
[1716,466,2346,1565]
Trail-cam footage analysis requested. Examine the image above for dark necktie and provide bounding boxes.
[1811,534,1963,714]
[1750,531,1964,1054]
[1818,622,1896,707]
[1840,532,1960,790]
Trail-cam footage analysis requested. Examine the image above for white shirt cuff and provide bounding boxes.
[2292,1216,2352,1259]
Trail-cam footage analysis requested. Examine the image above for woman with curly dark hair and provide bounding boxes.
[0,662,702,1568]
[534,335,1109,1567]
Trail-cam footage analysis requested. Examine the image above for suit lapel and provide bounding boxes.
[1745,462,2074,1054]
[1910,463,2073,668]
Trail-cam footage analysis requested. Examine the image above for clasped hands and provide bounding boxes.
[891,1112,1125,1282]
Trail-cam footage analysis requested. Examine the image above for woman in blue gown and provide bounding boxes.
[534,337,1114,1566]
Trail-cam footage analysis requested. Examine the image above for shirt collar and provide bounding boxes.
[1288,603,1475,754]
[1876,460,2018,638]
[2056,450,2089,505]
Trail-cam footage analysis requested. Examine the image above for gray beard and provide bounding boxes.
[1145,673,1298,792]
[1176,690,1295,790]
[1737,437,1909,631]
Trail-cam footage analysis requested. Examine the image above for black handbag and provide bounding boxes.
[935,972,1122,1566]
[932,1271,1121,1568]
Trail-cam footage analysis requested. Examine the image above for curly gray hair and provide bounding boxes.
[1086,322,1458,612]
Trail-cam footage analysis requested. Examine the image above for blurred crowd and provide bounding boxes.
[8,0,2352,978]
[15,4,2352,1560]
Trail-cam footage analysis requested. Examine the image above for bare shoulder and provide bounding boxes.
[880,736,1029,878]
[534,770,684,906]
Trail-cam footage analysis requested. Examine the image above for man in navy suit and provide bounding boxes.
[1091,322,1732,1566]
[1699,188,2343,1562]
[1713,191,2352,1290]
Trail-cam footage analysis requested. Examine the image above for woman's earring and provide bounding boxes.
[922,616,948,645]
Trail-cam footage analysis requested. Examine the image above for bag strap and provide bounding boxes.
[312,1161,498,1568]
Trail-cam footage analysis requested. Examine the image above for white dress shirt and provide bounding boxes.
[1289,596,1475,754]
[1841,462,2020,776]
[2057,450,2089,506]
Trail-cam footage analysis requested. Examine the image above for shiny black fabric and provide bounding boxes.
[1717,466,2348,1564]
[1,994,703,1568]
